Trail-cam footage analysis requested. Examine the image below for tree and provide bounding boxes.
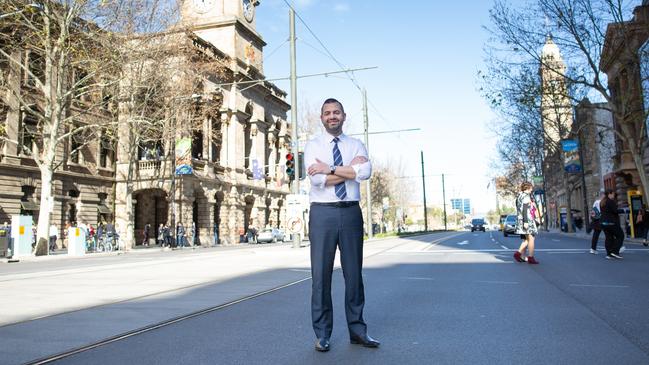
[484,0,649,211]
[0,0,131,255]
[0,0,205,254]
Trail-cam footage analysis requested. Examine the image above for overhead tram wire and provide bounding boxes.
[281,0,407,148]
[263,38,290,62]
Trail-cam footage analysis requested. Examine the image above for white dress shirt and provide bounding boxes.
[304,133,372,203]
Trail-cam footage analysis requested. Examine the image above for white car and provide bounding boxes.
[257,228,285,243]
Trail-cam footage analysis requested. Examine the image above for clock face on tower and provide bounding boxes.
[242,0,255,22]
[193,0,215,14]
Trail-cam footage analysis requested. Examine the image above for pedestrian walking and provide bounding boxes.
[157,223,165,246]
[176,222,186,248]
[142,223,151,246]
[304,98,379,352]
[635,205,648,246]
[513,181,540,264]
[589,190,605,254]
[48,223,58,252]
[163,224,172,247]
[600,189,624,259]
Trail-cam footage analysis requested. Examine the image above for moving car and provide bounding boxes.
[503,215,518,237]
[471,218,486,232]
[256,228,285,243]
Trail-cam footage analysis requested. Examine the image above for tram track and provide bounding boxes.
[26,231,457,364]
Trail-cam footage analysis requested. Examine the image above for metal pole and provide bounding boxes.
[578,134,590,232]
[363,89,373,238]
[421,151,428,232]
[442,173,447,230]
[289,9,300,248]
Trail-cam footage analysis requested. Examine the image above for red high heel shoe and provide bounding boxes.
[513,251,525,263]
[527,256,539,264]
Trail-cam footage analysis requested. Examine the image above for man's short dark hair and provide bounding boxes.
[321,98,345,114]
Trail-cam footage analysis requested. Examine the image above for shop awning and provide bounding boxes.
[20,201,39,211]
[97,204,112,214]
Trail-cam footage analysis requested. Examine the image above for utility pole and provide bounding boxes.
[363,89,373,238]
[421,151,428,232]
[289,8,300,248]
[442,173,447,230]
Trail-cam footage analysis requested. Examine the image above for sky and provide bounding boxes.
[254,0,508,216]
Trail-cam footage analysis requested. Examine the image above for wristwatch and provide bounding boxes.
[329,165,336,174]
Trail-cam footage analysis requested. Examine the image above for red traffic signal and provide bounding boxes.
[285,153,295,176]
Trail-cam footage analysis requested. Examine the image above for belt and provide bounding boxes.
[311,201,359,208]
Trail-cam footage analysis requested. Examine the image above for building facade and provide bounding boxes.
[600,1,649,207]
[0,0,292,248]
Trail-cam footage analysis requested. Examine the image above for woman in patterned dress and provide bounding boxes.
[513,182,540,264]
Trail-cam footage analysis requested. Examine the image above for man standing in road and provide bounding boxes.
[304,98,379,352]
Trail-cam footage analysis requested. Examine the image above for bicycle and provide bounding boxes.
[97,234,119,252]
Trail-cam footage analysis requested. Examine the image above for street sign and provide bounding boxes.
[463,199,471,214]
[287,216,303,234]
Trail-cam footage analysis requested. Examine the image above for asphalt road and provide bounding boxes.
[43,230,649,365]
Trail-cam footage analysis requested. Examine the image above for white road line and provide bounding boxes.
[500,245,508,250]
[569,284,629,288]
[457,240,469,245]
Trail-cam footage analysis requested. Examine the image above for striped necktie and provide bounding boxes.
[332,137,347,200]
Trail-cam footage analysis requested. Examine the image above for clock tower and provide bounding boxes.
[181,0,265,72]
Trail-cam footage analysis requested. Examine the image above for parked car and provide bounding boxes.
[257,228,285,243]
[471,218,486,232]
[503,215,517,237]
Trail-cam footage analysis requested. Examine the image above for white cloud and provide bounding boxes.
[333,3,350,12]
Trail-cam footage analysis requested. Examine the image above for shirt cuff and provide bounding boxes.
[352,161,371,183]
[310,174,327,189]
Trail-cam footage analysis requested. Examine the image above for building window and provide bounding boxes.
[99,133,113,168]
[25,50,44,88]
[192,129,203,160]
[244,122,252,169]
[20,115,38,155]
[264,131,271,176]
[211,117,221,163]
[70,125,83,164]
[138,140,163,161]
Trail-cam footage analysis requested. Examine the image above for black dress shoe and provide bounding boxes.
[350,334,380,348]
[315,338,330,352]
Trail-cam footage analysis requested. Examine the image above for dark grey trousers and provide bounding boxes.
[309,203,367,340]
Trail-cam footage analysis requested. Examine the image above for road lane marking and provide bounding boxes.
[457,240,469,245]
[569,284,629,288]
[500,245,508,250]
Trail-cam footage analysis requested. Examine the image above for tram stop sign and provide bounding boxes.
[287,216,303,234]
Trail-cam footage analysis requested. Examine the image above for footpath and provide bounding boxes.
[546,227,649,247]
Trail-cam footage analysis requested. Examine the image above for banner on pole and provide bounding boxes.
[561,139,582,173]
[175,138,193,175]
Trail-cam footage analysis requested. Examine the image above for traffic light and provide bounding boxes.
[285,152,295,178]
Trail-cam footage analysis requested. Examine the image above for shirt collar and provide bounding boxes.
[324,133,346,143]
